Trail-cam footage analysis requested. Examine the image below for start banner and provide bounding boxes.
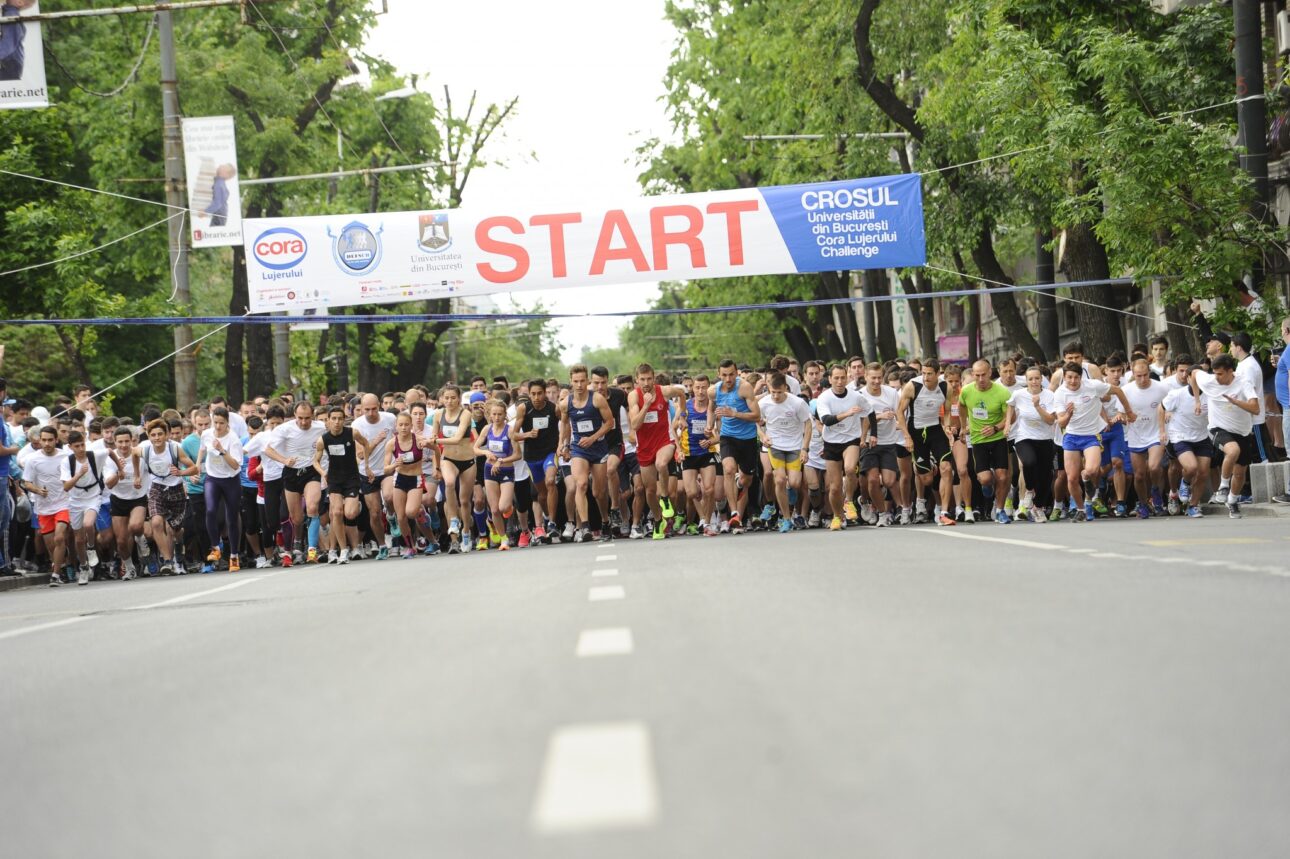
[242,173,925,313]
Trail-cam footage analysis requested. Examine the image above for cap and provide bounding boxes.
[467,391,488,405]
[31,405,50,423]
[2,398,14,406]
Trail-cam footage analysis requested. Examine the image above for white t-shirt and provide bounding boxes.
[353,412,398,475]
[227,411,249,438]
[201,428,244,479]
[908,381,946,430]
[1007,388,1056,443]
[1051,379,1112,437]
[757,394,811,452]
[1122,380,1168,450]
[23,450,70,515]
[1161,387,1208,443]
[243,431,283,482]
[1236,354,1266,424]
[105,451,149,500]
[1193,371,1255,436]
[784,375,802,396]
[268,420,327,466]
[60,451,105,507]
[141,440,185,488]
[857,385,903,446]
[814,388,871,443]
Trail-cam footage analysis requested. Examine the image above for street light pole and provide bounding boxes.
[158,10,196,408]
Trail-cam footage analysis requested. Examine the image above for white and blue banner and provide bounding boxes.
[243,173,925,313]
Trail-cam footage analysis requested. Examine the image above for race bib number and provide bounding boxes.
[441,425,456,437]
[971,406,989,421]
[950,405,960,417]
[643,411,658,424]
[532,416,549,430]
[401,451,415,464]
[327,444,346,456]
[690,419,707,435]
[576,420,594,434]
[488,440,505,453]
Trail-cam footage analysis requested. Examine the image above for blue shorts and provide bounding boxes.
[570,440,609,464]
[96,499,112,532]
[1062,433,1102,453]
[1168,439,1215,461]
[1127,442,1159,456]
[526,453,557,480]
[1100,425,1127,465]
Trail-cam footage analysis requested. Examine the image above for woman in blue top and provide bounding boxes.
[473,400,521,550]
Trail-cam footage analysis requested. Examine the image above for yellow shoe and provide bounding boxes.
[829,516,843,531]
[206,547,221,564]
[307,547,318,563]
[228,555,240,572]
[842,501,858,522]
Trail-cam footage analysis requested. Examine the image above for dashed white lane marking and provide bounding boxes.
[922,530,1068,551]
[591,568,619,578]
[588,585,625,602]
[131,576,265,611]
[576,628,634,657]
[531,722,659,833]
[0,615,93,642]
[595,554,618,562]
[1066,548,1097,554]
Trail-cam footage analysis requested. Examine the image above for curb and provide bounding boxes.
[0,571,53,592]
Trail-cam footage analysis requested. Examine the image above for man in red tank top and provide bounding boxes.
[628,362,687,540]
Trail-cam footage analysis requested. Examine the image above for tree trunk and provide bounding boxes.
[966,291,981,365]
[332,315,350,392]
[1165,300,1203,360]
[225,247,246,406]
[819,271,862,358]
[784,325,815,364]
[899,270,939,359]
[1059,222,1123,359]
[970,226,1046,360]
[868,269,898,361]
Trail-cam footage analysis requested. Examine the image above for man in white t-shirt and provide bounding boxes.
[1230,333,1266,471]
[815,364,871,530]
[756,372,811,532]
[20,426,71,586]
[60,429,106,583]
[857,363,911,527]
[1190,353,1259,518]
[351,393,398,553]
[1052,362,1135,521]
[1122,360,1168,518]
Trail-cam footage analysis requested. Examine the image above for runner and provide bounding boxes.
[757,372,811,532]
[1098,358,1130,517]
[678,373,719,536]
[1003,366,1057,523]
[513,379,559,544]
[434,385,476,555]
[60,430,105,583]
[313,405,371,564]
[857,362,912,527]
[591,366,630,535]
[385,412,428,558]
[814,363,870,531]
[1122,359,1168,519]
[263,401,328,564]
[959,360,1014,523]
[1160,355,1210,517]
[899,360,955,526]
[199,407,245,572]
[474,399,522,550]
[710,359,762,533]
[104,426,148,580]
[1190,354,1260,518]
[628,362,687,540]
[558,364,616,543]
[352,393,396,558]
[1052,362,1136,522]
[139,419,197,575]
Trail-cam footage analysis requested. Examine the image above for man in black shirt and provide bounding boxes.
[313,406,371,565]
[514,379,561,540]
[592,365,629,534]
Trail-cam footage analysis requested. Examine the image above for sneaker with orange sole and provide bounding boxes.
[228,555,241,572]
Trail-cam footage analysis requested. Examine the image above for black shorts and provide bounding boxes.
[393,472,421,493]
[683,452,716,471]
[667,459,682,479]
[360,473,387,496]
[971,439,1009,474]
[1167,439,1215,461]
[1211,429,1257,467]
[328,476,362,499]
[284,466,322,494]
[109,495,148,518]
[821,438,860,463]
[719,436,760,474]
[860,443,900,474]
[618,452,641,487]
[912,425,951,474]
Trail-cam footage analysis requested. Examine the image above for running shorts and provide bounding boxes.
[284,465,322,494]
[109,495,148,518]
[860,443,900,474]
[1211,429,1257,467]
[1167,439,1214,461]
[821,438,860,463]
[768,448,802,471]
[719,436,760,474]
[1062,433,1102,453]
[911,425,951,475]
[971,439,1009,473]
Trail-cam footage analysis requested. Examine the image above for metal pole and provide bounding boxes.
[447,299,458,384]
[158,10,196,408]
[1035,229,1058,359]
[1235,0,1270,287]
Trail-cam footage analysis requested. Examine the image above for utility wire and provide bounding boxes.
[42,13,156,99]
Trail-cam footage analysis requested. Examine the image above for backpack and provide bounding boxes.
[68,451,104,491]
[142,441,179,477]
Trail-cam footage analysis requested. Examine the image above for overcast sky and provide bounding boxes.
[367,1,676,362]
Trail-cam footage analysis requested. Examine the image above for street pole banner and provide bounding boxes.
[0,1,49,110]
[242,173,925,312]
[181,115,243,247]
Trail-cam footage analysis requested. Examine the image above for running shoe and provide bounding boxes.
[402,547,416,559]
[573,527,585,544]
[121,562,137,581]
[388,518,402,539]
[898,508,912,526]
[1178,482,1192,504]
[760,503,776,522]
[660,497,675,520]
[255,556,271,569]
[877,512,891,528]
[47,572,61,587]
[728,512,742,532]
[136,535,151,559]
[1136,503,1150,520]
[1167,495,1181,517]
[327,549,339,565]
[1185,505,1203,518]
[498,539,510,551]
[687,523,701,536]
[1084,501,1096,522]
[448,517,461,536]
[807,509,821,528]
[146,554,159,576]
[423,542,439,556]
[608,508,622,531]
[1273,493,1290,504]
[1236,494,1253,505]
[630,525,643,540]
[862,505,878,526]
[533,525,547,544]
[938,513,956,526]
[1227,501,1242,519]
[200,563,214,574]
[488,522,502,548]
[518,531,531,549]
[475,537,489,551]
[829,516,843,532]
[1048,507,1062,523]
[1110,502,1125,518]
[914,507,929,525]
[206,547,222,564]
[1210,488,1229,505]
[793,515,807,530]
[843,501,858,522]
[307,547,318,563]
[653,521,666,541]
[377,545,390,560]
[338,550,350,564]
[1152,502,1167,517]
[229,555,241,572]
[1092,497,1108,516]
[1030,506,1046,524]
[280,553,294,568]
[599,530,614,543]
[562,522,576,541]
[963,508,976,524]
[778,518,792,534]
[77,565,90,586]
[995,509,1011,524]
[461,536,472,553]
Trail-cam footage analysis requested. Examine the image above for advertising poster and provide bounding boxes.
[0,0,49,110]
[182,115,243,247]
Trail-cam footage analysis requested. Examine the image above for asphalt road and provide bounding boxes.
[3,514,1289,858]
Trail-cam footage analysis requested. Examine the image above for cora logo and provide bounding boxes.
[253,227,309,271]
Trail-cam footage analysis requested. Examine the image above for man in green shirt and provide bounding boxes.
[959,360,1013,523]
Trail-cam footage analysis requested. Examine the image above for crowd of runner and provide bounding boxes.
[1,320,1285,587]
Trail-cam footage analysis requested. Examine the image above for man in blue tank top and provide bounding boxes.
[557,363,616,543]
[707,359,761,533]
